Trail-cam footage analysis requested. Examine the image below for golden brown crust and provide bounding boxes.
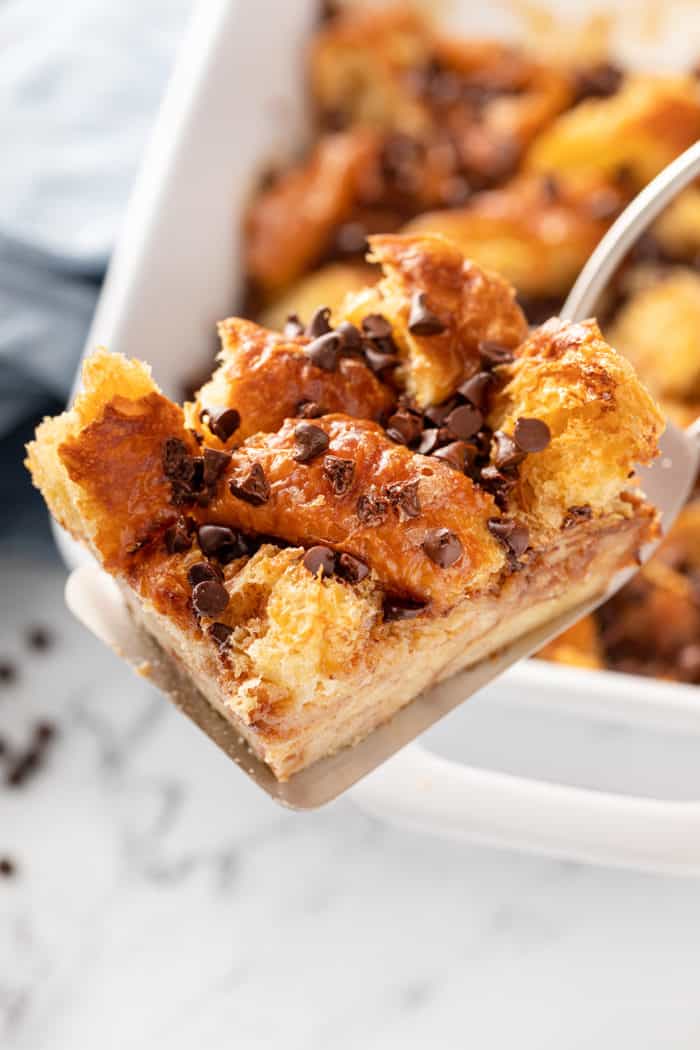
[189,318,394,445]
[403,173,626,298]
[245,129,380,294]
[259,262,378,332]
[203,414,504,609]
[491,317,665,529]
[526,74,700,188]
[339,232,528,406]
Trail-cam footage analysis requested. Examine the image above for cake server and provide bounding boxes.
[65,140,700,812]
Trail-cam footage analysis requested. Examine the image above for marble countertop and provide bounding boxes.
[3,517,700,1049]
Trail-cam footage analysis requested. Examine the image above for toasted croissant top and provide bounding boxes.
[27,235,663,625]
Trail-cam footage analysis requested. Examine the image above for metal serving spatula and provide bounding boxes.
[65,141,700,809]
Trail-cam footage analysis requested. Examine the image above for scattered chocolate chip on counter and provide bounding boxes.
[0,857,16,878]
[0,661,17,686]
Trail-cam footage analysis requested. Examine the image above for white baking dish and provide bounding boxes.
[59,0,700,874]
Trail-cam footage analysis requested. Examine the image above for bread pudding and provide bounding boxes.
[27,234,663,778]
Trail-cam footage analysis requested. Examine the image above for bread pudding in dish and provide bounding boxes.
[27,234,663,778]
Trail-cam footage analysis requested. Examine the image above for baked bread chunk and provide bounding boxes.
[27,236,663,780]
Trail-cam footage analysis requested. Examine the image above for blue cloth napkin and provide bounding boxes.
[0,0,192,435]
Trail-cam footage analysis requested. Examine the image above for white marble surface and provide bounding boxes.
[3,532,700,1050]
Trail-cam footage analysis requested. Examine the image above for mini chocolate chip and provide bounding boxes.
[446,404,483,441]
[361,314,392,340]
[334,221,368,255]
[34,721,56,745]
[336,320,363,351]
[207,408,240,443]
[336,552,369,583]
[202,447,231,487]
[432,440,469,471]
[303,546,336,577]
[363,346,399,374]
[513,417,551,453]
[408,291,446,336]
[386,408,423,446]
[6,750,40,787]
[383,596,426,621]
[230,462,270,505]
[487,517,529,558]
[0,857,15,877]
[26,626,52,652]
[357,492,389,526]
[479,340,514,368]
[162,437,190,477]
[385,479,421,520]
[423,400,456,427]
[297,400,325,419]
[306,331,341,371]
[492,431,526,469]
[423,527,463,568]
[458,371,494,409]
[417,429,441,455]
[165,520,192,554]
[0,736,7,756]
[192,579,229,617]
[209,622,233,647]
[197,524,247,563]
[294,423,329,464]
[284,313,305,338]
[188,561,222,587]
[323,455,355,495]
[0,661,16,685]
[306,306,332,338]
[563,504,593,529]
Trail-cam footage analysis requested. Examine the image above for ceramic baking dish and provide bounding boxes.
[57,0,700,874]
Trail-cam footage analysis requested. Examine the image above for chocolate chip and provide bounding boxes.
[336,320,363,351]
[479,465,518,508]
[446,404,483,441]
[284,313,305,338]
[574,61,623,102]
[294,423,329,464]
[334,221,368,255]
[336,552,369,583]
[423,400,456,427]
[306,306,332,338]
[361,314,392,340]
[417,430,441,455]
[192,579,229,617]
[209,622,233,647]
[297,400,325,419]
[363,346,399,375]
[197,524,247,563]
[323,455,355,495]
[385,479,421,520]
[423,527,463,568]
[207,408,240,443]
[0,661,16,685]
[305,331,341,371]
[383,596,427,621]
[458,371,493,410]
[162,437,200,503]
[432,440,469,471]
[34,721,55,745]
[386,407,423,446]
[408,291,446,336]
[303,546,336,577]
[188,560,222,587]
[563,504,593,529]
[513,417,551,454]
[26,626,52,652]
[0,857,15,877]
[357,492,389,526]
[487,517,529,558]
[229,462,270,505]
[165,519,193,555]
[202,447,231,487]
[491,431,526,470]
[6,750,40,787]
[479,340,514,368]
